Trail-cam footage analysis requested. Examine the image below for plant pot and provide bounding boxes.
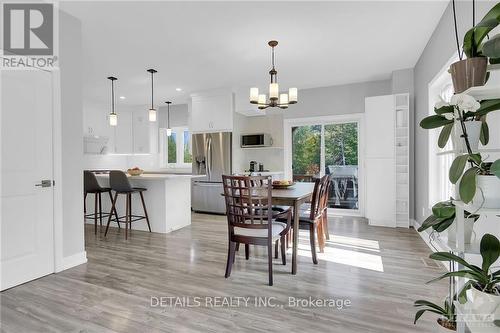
[472,175,500,209]
[449,57,488,94]
[437,318,456,331]
[468,285,500,318]
[447,218,475,244]
[451,121,482,153]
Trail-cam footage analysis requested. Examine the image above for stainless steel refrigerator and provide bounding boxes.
[191,132,232,214]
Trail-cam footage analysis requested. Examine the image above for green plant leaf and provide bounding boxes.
[475,99,500,117]
[458,281,473,304]
[480,119,489,145]
[417,215,443,232]
[459,167,479,204]
[480,233,500,273]
[449,155,469,184]
[414,309,443,324]
[491,159,500,179]
[420,115,452,129]
[427,270,487,285]
[430,252,483,273]
[433,218,455,233]
[435,105,454,115]
[468,153,482,166]
[463,3,500,57]
[414,300,446,313]
[432,201,455,218]
[438,123,453,148]
[483,34,500,59]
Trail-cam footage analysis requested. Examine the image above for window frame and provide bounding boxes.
[159,127,192,168]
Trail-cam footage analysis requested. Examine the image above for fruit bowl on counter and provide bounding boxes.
[272,180,295,189]
[127,167,144,176]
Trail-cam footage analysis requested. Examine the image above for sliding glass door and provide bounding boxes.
[286,115,363,216]
[324,123,359,211]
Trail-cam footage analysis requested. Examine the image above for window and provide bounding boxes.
[160,127,191,168]
[285,114,364,216]
[183,130,192,163]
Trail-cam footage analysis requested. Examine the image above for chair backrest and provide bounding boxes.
[109,170,133,192]
[222,175,273,236]
[308,174,331,220]
[84,171,102,193]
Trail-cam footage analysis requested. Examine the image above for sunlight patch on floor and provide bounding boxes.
[295,232,384,272]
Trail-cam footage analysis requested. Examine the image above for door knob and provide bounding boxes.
[35,180,52,188]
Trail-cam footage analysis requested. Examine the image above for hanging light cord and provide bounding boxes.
[151,72,154,109]
[452,0,463,60]
[473,0,475,27]
[167,103,170,127]
[111,79,115,114]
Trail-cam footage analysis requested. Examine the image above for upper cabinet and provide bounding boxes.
[365,95,395,159]
[190,89,234,133]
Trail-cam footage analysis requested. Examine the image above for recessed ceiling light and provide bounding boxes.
[175,88,182,92]
[119,96,126,99]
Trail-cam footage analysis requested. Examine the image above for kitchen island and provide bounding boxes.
[87,173,203,234]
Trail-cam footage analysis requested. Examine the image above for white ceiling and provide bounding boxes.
[62,1,449,108]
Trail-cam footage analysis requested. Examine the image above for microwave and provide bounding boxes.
[241,133,273,148]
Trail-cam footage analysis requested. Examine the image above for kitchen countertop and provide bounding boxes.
[95,173,205,180]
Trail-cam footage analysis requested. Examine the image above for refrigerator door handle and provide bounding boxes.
[207,136,213,181]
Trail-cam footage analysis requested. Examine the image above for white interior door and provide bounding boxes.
[1,69,55,291]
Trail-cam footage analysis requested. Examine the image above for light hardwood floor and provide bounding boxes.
[1,214,448,332]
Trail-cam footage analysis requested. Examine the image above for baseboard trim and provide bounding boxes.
[56,251,87,273]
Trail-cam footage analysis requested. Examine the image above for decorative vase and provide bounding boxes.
[449,57,488,94]
[451,121,482,153]
[447,218,475,244]
[468,285,500,320]
[472,175,500,209]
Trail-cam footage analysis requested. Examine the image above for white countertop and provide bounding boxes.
[95,173,204,180]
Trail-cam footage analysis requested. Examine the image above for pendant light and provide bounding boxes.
[107,76,118,126]
[165,101,172,136]
[250,40,297,109]
[147,69,157,122]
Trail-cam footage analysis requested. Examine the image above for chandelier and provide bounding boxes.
[250,40,297,109]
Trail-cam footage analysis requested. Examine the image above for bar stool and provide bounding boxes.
[84,171,120,235]
[105,170,151,239]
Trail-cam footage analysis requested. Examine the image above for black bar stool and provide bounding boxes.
[105,170,151,239]
[84,171,120,235]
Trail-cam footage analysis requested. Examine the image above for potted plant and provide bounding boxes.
[414,297,456,331]
[449,3,500,93]
[420,94,500,152]
[418,200,479,244]
[450,155,500,208]
[421,93,500,207]
[428,234,500,318]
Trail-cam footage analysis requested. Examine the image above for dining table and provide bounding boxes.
[271,182,315,275]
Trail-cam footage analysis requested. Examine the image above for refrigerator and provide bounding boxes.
[191,132,232,214]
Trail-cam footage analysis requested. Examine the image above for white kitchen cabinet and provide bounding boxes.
[190,89,234,133]
[365,93,409,228]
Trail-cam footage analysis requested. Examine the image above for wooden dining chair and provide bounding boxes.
[295,175,330,264]
[222,175,291,286]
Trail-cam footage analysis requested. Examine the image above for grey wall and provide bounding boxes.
[283,79,392,119]
[59,10,84,258]
[414,1,493,223]
[158,103,189,128]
